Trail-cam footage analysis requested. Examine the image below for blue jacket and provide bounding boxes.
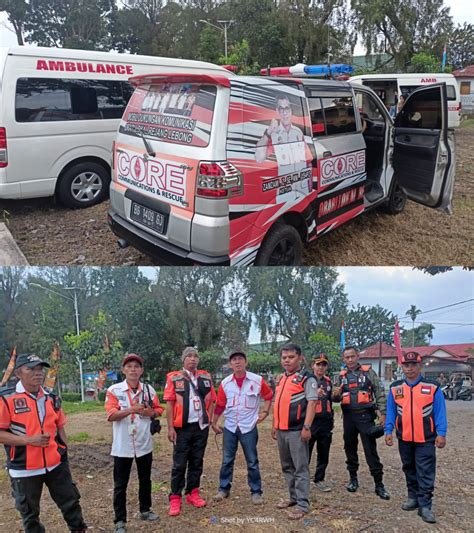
[385,375,447,438]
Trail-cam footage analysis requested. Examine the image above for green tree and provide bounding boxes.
[0,0,29,45]
[352,0,453,70]
[25,0,115,49]
[400,322,434,346]
[247,267,347,345]
[449,23,474,69]
[199,25,222,63]
[344,304,397,350]
[307,331,341,370]
[408,52,441,73]
[406,304,422,347]
[247,351,280,375]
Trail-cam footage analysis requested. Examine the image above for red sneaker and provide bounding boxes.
[169,495,182,516]
[185,488,207,508]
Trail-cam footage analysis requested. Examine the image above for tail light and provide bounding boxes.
[196,161,243,198]
[0,128,7,168]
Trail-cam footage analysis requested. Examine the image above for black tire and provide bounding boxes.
[383,180,407,215]
[464,392,472,401]
[254,223,303,266]
[57,161,110,208]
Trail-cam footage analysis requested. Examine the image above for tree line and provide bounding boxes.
[0,266,435,386]
[0,1,472,73]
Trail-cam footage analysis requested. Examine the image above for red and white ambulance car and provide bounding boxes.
[108,72,456,266]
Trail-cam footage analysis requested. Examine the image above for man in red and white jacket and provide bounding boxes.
[211,350,273,505]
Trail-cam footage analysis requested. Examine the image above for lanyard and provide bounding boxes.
[125,385,141,422]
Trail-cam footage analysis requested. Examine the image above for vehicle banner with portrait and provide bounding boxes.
[226,80,317,266]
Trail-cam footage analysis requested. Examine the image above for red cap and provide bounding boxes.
[401,351,422,364]
[122,353,144,366]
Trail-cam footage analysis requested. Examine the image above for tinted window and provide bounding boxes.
[321,96,357,135]
[308,97,326,136]
[15,78,133,122]
[400,84,456,101]
[395,87,442,129]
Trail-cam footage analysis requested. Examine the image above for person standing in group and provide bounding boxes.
[385,351,447,524]
[164,347,216,516]
[212,350,273,504]
[0,354,87,533]
[332,346,390,500]
[105,353,163,533]
[272,343,317,520]
[308,354,334,493]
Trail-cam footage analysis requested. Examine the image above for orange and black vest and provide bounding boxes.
[164,370,214,428]
[314,375,333,418]
[274,369,313,431]
[340,365,375,411]
[0,388,67,472]
[391,378,438,443]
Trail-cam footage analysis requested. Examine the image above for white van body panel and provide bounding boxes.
[0,46,231,203]
[350,73,461,128]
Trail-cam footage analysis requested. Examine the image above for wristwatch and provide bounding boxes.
[303,424,311,430]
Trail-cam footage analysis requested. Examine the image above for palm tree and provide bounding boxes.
[406,305,422,347]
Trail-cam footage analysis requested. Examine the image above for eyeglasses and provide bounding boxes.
[277,106,291,113]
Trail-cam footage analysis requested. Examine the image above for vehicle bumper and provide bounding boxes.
[107,210,230,266]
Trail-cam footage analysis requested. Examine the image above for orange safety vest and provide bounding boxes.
[391,379,438,443]
[340,365,375,410]
[314,375,333,417]
[0,387,67,472]
[274,369,312,430]
[164,370,214,428]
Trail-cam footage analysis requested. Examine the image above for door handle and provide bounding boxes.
[322,151,332,157]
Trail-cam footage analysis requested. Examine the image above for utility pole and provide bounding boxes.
[378,322,383,379]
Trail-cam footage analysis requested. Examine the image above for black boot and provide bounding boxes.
[346,477,359,492]
[401,498,419,511]
[418,507,436,523]
[375,483,390,500]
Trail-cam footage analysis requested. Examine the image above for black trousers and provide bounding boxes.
[171,423,209,496]
[10,461,87,533]
[342,409,383,483]
[308,416,333,482]
[398,440,436,508]
[113,452,153,523]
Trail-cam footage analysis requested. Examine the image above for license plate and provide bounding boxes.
[130,202,166,234]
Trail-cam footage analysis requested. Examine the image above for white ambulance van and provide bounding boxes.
[108,73,456,266]
[0,47,231,207]
[349,73,461,128]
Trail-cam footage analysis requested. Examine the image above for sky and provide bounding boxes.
[1,0,472,49]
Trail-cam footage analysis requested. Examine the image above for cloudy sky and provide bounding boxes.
[1,0,472,48]
[336,267,473,345]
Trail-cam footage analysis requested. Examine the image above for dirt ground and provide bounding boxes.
[0,401,472,532]
[1,127,473,267]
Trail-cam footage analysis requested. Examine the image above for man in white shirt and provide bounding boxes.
[211,350,273,504]
[105,354,163,533]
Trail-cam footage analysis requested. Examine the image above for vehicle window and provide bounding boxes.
[308,97,326,136]
[395,87,442,129]
[400,84,456,101]
[321,96,357,135]
[15,78,133,122]
[121,83,217,147]
[358,93,385,121]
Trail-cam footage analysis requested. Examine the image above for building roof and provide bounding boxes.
[359,343,474,362]
[452,65,474,78]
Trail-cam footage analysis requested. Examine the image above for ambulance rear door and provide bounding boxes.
[393,83,455,213]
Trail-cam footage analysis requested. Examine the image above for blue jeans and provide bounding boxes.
[219,426,262,495]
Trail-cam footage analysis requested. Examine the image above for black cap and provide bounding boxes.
[401,351,422,364]
[14,354,50,370]
[229,350,247,361]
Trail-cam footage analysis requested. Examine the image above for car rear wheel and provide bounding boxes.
[254,223,303,266]
[383,180,407,215]
[57,162,110,208]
